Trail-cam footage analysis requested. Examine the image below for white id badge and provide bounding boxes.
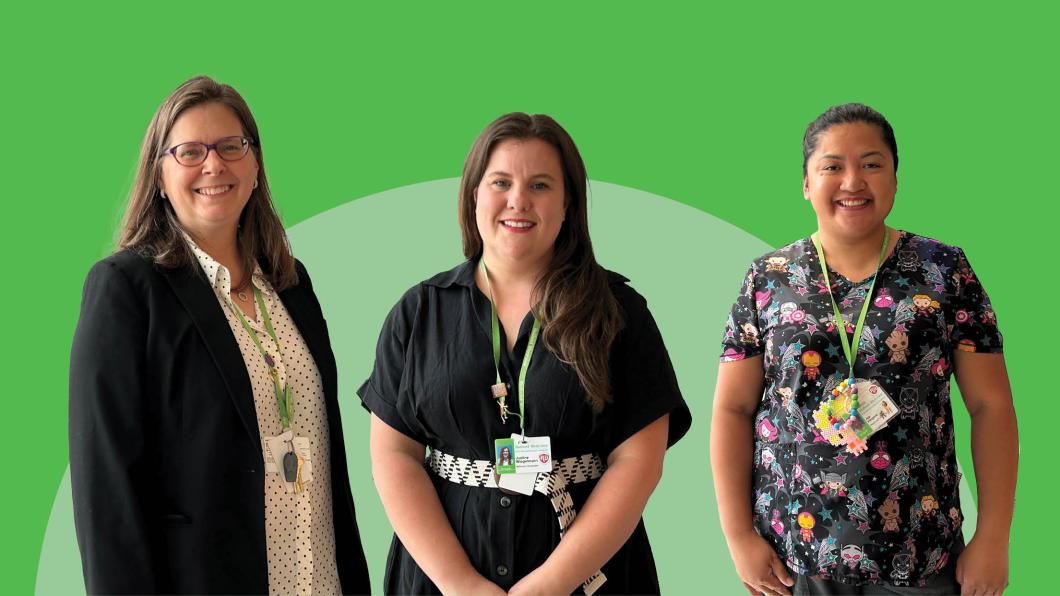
[855,379,899,433]
[497,472,538,495]
[511,433,553,474]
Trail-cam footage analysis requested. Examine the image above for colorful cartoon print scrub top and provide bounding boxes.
[720,232,1003,586]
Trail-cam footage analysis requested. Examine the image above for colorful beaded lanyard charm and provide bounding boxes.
[809,228,889,456]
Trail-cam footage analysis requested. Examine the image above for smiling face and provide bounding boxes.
[159,102,259,241]
[803,122,897,241]
[474,137,566,274]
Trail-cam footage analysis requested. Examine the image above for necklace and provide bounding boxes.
[232,275,251,302]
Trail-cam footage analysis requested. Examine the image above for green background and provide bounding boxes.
[3,2,1054,593]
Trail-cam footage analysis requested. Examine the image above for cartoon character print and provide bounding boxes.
[874,288,894,308]
[920,495,939,517]
[779,301,806,324]
[899,388,918,420]
[878,497,901,532]
[765,256,789,272]
[930,356,949,380]
[822,312,854,334]
[815,471,848,497]
[953,253,976,286]
[897,248,919,272]
[890,552,914,585]
[841,544,864,569]
[720,234,1003,583]
[838,545,882,581]
[802,350,821,380]
[798,511,816,542]
[948,507,961,531]
[739,322,759,346]
[758,418,779,442]
[870,441,892,471]
[771,509,784,535]
[755,289,772,310]
[884,329,910,364]
[981,309,997,326]
[911,294,940,317]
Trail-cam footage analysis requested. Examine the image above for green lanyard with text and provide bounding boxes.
[810,228,889,379]
[480,259,540,437]
[227,286,294,429]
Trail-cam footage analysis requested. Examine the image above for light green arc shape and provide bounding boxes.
[37,179,977,594]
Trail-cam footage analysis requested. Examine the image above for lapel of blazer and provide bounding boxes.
[160,266,260,441]
[279,282,336,405]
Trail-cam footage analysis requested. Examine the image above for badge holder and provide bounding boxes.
[810,230,897,457]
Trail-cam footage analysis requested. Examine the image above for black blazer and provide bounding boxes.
[69,250,370,595]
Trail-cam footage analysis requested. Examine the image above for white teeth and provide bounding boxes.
[196,185,233,196]
[838,199,868,207]
[502,221,533,229]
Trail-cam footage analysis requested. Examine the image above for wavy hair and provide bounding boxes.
[118,76,297,290]
[458,113,623,412]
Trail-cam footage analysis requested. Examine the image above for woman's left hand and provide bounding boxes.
[507,567,572,596]
[955,536,1008,595]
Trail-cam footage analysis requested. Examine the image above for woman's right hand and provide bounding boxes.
[727,530,795,596]
[442,572,505,596]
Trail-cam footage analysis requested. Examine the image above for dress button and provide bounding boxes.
[499,496,512,508]
[497,565,509,576]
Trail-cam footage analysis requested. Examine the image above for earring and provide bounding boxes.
[253,180,259,189]
[160,188,167,199]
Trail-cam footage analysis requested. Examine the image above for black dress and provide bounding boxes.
[358,261,691,594]
[720,232,1003,587]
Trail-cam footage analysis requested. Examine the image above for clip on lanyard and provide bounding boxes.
[810,227,890,380]
[480,259,540,438]
[228,284,305,488]
[229,285,294,428]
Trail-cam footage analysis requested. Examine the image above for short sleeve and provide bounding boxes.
[357,287,431,444]
[949,248,1004,354]
[605,286,691,455]
[720,263,764,362]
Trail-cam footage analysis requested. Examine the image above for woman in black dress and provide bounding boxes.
[711,104,1017,595]
[359,113,691,594]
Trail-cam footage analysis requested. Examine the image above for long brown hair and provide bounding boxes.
[118,76,297,290]
[459,113,623,412]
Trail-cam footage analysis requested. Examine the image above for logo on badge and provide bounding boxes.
[539,454,550,464]
[870,386,878,394]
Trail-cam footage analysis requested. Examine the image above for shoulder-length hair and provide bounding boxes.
[458,113,623,412]
[118,76,297,291]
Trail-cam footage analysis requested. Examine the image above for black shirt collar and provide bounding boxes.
[423,259,630,289]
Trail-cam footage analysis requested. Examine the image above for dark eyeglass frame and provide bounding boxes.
[159,136,257,166]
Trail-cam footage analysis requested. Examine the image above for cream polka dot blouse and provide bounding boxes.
[187,237,340,596]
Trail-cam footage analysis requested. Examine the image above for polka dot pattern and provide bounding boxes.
[187,237,341,595]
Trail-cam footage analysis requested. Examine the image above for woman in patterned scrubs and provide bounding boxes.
[711,104,1017,596]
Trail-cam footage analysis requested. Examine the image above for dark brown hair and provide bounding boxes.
[458,113,624,412]
[118,76,297,290]
[803,103,899,176]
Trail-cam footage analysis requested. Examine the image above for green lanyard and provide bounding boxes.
[480,260,540,437]
[227,285,294,429]
[810,228,890,379]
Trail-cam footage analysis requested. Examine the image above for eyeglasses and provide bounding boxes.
[159,136,255,166]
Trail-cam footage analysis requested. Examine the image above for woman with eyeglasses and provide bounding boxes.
[359,113,691,595]
[711,104,1016,595]
[69,76,370,595]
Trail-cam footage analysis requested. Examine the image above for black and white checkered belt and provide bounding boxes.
[427,449,608,595]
